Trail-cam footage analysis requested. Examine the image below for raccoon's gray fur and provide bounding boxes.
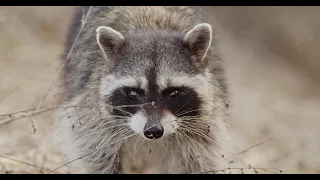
[54,6,230,174]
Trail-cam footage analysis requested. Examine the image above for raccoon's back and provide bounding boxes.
[104,6,204,35]
[65,6,203,50]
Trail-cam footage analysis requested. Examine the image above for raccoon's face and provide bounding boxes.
[96,23,214,141]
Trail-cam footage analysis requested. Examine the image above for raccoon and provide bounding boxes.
[53,6,229,174]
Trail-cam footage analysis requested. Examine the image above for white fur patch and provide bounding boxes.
[128,110,178,138]
[161,112,179,136]
[140,77,148,90]
[100,75,148,96]
[128,111,147,133]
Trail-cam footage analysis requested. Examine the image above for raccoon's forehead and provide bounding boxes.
[112,30,200,77]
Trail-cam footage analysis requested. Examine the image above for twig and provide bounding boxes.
[0,155,51,172]
[36,6,94,109]
[226,138,273,159]
[28,116,36,134]
[0,108,55,125]
[0,103,152,125]
[193,166,282,174]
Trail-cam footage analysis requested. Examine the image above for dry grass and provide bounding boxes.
[0,6,320,174]
[203,6,320,174]
[0,6,74,174]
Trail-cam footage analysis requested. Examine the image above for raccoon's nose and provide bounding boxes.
[143,125,164,139]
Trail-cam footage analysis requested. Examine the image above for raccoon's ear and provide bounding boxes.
[96,26,124,60]
[183,23,212,68]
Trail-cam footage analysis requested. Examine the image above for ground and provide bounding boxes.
[0,6,320,174]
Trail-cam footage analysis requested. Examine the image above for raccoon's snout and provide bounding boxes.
[143,124,164,139]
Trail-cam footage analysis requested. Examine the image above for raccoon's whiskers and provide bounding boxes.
[99,120,128,127]
[178,118,214,131]
[73,122,127,142]
[176,108,208,117]
[175,116,211,126]
[108,107,133,116]
[177,104,223,118]
[103,103,152,116]
[84,123,130,137]
[178,120,211,129]
[175,130,191,146]
[103,127,131,142]
[179,126,216,145]
[178,115,214,122]
[179,127,212,143]
[48,118,205,174]
[173,93,196,115]
[80,117,127,128]
[97,128,129,149]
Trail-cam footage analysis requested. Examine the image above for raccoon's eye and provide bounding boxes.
[128,90,139,99]
[169,90,180,98]
[127,89,141,99]
[124,87,144,100]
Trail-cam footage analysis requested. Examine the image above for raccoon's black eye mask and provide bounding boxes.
[109,86,201,118]
[123,86,184,100]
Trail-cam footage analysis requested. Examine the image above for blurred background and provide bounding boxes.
[0,6,320,174]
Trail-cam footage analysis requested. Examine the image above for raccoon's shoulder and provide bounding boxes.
[105,6,205,34]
